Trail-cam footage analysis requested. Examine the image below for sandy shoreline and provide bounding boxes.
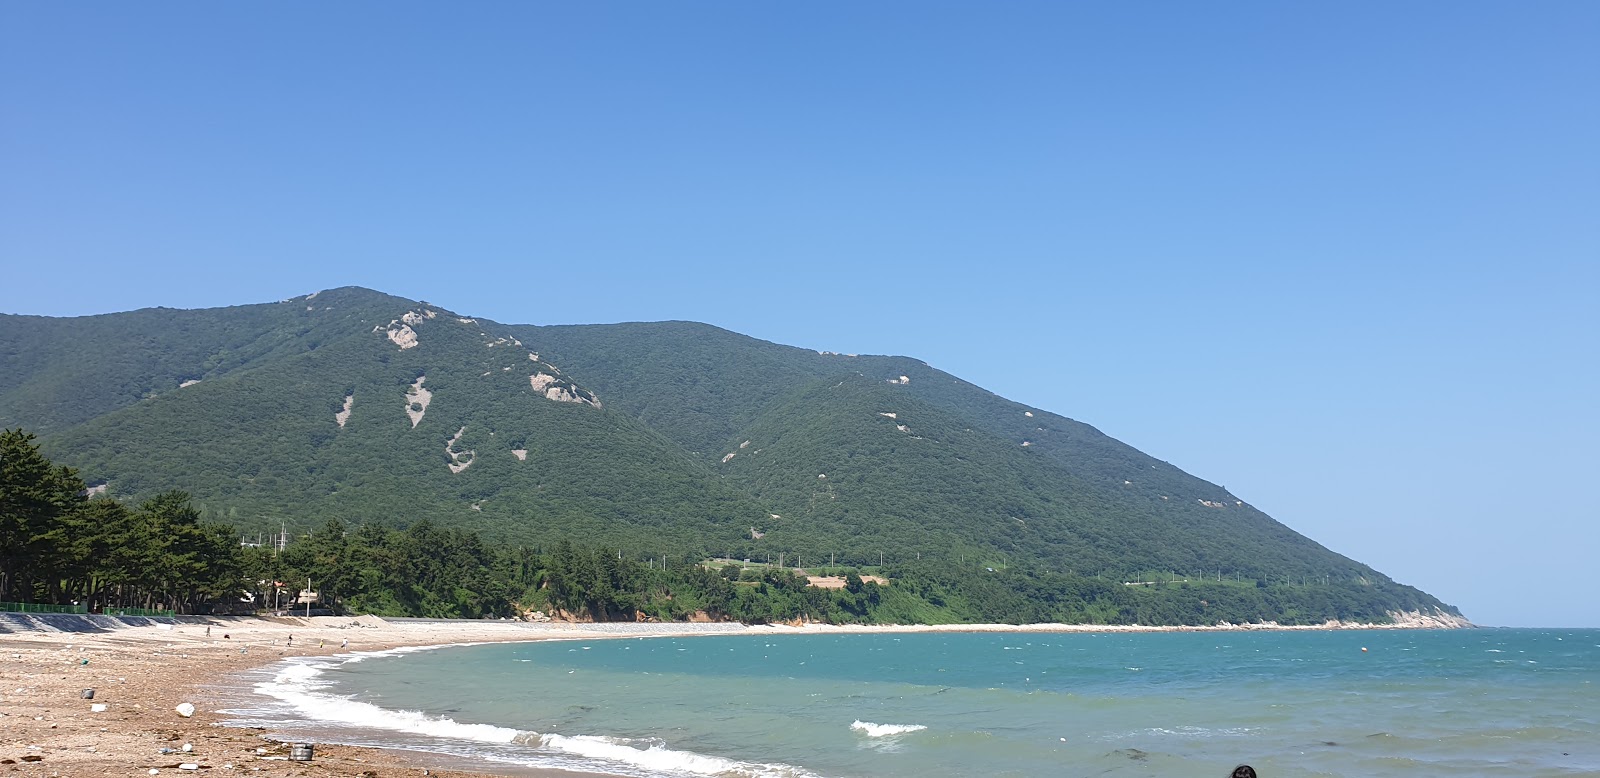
[0,615,755,778]
[0,613,1469,777]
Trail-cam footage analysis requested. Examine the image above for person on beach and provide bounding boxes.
[341,638,348,649]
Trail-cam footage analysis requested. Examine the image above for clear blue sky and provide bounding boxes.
[3,2,1595,626]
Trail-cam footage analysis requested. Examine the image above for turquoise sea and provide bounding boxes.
[228,629,1600,777]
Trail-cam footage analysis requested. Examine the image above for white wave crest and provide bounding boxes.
[255,654,821,778]
[254,658,521,743]
[851,720,927,737]
[530,733,821,777]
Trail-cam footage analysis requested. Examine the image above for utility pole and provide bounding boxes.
[306,577,312,618]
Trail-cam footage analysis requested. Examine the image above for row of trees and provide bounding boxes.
[1,429,244,611]
[0,427,885,620]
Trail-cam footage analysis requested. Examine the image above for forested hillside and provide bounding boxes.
[2,430,1452,625]
[0,287,1463,624]
[522,319,1386,583]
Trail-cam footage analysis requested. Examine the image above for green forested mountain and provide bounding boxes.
[0,287,1459,621]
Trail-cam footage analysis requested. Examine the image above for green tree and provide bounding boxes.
[1,429,88,602]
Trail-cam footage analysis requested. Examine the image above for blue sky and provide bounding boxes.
[3,2,1596,626]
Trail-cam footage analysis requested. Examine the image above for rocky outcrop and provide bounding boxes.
[1383,609,1475,629]
[335,393,354,428]
[405,376,431,427]
[444,426,475,474]
[528,372,601,407]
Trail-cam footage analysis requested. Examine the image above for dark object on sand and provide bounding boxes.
[81,688,95,699]
[1231,766,1258,778]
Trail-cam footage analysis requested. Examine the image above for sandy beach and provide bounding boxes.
[0,615,769,778]
[0,612,1468,777]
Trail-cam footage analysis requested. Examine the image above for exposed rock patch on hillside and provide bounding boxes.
[445,426,475,473]
[405,376,431,427]
[529,371,601,407]
[377,309,435,350]
[335,393,354,428]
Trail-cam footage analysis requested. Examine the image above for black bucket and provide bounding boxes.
[289,743,314,762]
[81,688,95,699]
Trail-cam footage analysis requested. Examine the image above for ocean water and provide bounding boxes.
[226,629,1600,777]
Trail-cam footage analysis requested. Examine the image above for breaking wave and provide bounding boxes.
[254,652,821,778]
[851,720,928,737]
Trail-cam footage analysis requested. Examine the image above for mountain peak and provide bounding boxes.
[0,290,1460,624]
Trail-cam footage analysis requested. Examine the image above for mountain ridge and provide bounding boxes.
[0,286,1460,620]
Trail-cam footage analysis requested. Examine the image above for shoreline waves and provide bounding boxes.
[0,613,1476,777]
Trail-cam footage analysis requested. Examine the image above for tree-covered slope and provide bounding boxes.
[28,289,768,549]
[0,288,419,435]
[518,319,1389,584]
[520,320,839,458]
[0,287,1459,619]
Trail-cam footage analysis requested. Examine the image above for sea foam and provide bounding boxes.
[255,653,822,778]
[255,657,522,743]
[851,720,928,737]
[529,733,821,777]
